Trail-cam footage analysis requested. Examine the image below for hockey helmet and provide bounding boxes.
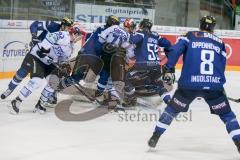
[61,17,74,27]
[123,18,136,33]
[69,23,86,43]
[139,19,153,31]
[200,15,216,33]
[106,15,120,27]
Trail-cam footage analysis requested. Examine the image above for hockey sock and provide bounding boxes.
[97,82,107,92]
[97,70,110,91]
[158,87,171,104]
[18,77,43,100]
[154,106,179,136]
[8,69,28,90]
[219,111,240,141]
[40,85,55,103]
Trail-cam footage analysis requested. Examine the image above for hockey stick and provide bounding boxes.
[51,62,104,105]
[227,97,240,103]
[72,83,104,105]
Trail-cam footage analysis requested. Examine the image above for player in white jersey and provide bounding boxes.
[9,23,85,114]
[0,17,73,102]
[97,18,136,108]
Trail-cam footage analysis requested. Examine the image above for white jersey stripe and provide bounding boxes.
[229,129,240,138]
[156,121,169,129]
[177,37,190,43]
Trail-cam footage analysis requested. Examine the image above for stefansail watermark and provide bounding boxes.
[117,110,193,122]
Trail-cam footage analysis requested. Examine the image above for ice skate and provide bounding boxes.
[148,132,161,148]
[122,93,137,108]
[45,94,57,108]
[95,89,104,98]
[33,100,47,114]
[9,97,21,114]
[1,89,13,99]
[234,141,240,153]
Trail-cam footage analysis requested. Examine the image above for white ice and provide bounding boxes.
[0,71,240,160]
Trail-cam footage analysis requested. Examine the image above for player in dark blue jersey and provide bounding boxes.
[123,19,172,106]
[148,15,240,154]
[129,19,171,69]
[1,17,73,100]
[94,18,134,99]
[59,15,120,89]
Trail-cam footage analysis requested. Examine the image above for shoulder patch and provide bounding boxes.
[46,33,58,44]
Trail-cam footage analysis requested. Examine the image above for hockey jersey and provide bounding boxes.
[130,30,171,68]
[166,31,226,90]
[80,25,107,56]
[31,31,73,65]
[98,25,131,48]
[30,20,61,41]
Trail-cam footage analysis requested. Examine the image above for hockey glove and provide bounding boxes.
[163,47,171,57]
[37,47,50,58]
[103,43,117,54]
[58,63,72,77]
[46,57,53,64]
[29,33,41,47]
[162,65,175,85]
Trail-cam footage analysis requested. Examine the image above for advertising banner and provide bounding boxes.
[0,29,30,73]
[75,3,155,24]
[1,27,240,79]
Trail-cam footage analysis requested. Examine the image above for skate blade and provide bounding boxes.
[114,105,125,113]
[147,147,157,152]
[33,108,46,114]
[43,103,55,108]
[7,105,18,115]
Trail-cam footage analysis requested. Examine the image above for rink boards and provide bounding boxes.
[1,23,240,79]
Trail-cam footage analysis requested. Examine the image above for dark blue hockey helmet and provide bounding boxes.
[139,19,153,31]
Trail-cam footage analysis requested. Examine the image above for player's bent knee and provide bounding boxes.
[73,54,103,82]
[168,92,192,112]
[16,69,28,80]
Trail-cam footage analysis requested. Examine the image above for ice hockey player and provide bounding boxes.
[9,23,84,114]
[59,17,131,109]
[94,18,136,99]
[59,15,120,89]
[93,18,136,108]
[147,15,240,154]
[29,17,73,47]
[123,18,172,107]
[0,17,73,104]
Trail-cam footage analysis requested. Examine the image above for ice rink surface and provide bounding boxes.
[0,71,240,160]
